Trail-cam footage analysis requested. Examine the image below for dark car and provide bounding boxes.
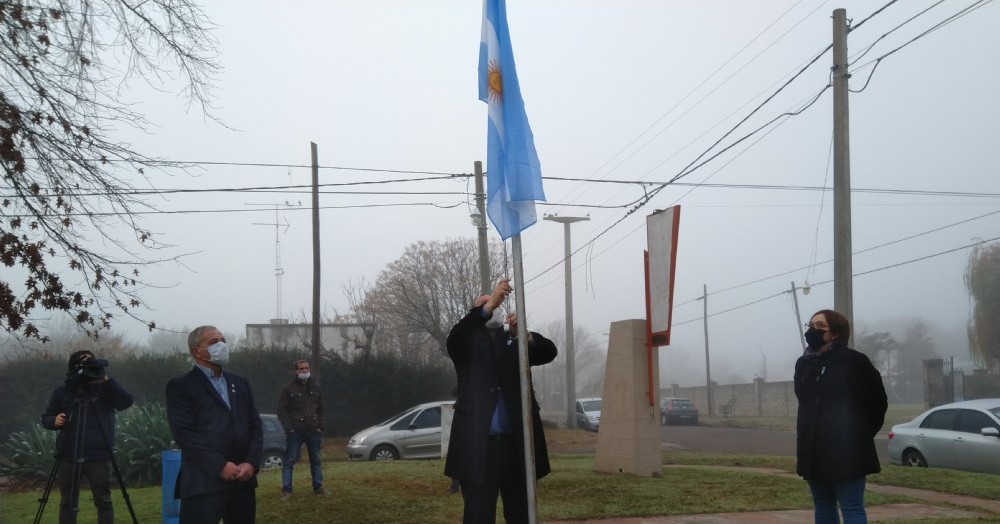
[660,397,699,425]
[260,413,286,469]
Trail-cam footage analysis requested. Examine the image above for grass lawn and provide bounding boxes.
[697,403,927,432]
[3,437,998,524]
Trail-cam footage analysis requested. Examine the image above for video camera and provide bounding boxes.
[69,358,109,383]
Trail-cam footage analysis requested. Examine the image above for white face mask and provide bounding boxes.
[485,308,505,329]
[206,341,229,366]
[297,372,311,381]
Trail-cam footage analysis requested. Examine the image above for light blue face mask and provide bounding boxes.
[207,341,229,366]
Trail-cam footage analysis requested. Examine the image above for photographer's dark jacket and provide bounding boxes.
[276,377,324,434]
[41,377,134,461]
[794,343,887,481]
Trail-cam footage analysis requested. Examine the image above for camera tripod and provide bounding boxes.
[35,392,139,524]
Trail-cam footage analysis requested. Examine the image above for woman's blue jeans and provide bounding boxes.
[281,431,323,493]
[807,476,868,524]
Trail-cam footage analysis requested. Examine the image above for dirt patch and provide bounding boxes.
[545,428,598,454]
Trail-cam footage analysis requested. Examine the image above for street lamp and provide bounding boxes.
[543,213,589,429]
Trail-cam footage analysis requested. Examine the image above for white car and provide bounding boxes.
[346,401,453,461]
[887,398,1000,474]
[575,397,601,432]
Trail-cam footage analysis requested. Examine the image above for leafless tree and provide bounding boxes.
[361,238,509,360]
[341,279,378,358]
[0,1,220,342]
[536,320,606,409]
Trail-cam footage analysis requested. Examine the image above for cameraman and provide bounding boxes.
[41,350,134,524]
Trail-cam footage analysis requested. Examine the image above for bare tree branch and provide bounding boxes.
[0,1,221,342]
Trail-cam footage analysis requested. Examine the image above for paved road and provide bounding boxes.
[660,425,891,463]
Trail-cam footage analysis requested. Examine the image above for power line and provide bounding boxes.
[526,1,988,286]
[22,157,473,177]
[672,235,1000,327]
[850,0,992,93]
[7,178,998,201]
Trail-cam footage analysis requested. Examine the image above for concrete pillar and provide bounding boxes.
[595,319,661,477]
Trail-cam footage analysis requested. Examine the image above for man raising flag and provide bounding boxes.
[450,2,550,523]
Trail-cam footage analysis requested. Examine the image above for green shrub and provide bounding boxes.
[0,423,56,481]
[1,347,456,443]
[115,402,175,487]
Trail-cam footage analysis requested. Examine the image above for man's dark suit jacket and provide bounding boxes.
[166,367,263,499]
[444,306,558,485]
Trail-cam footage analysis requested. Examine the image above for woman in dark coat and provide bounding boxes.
[795,309,887,524]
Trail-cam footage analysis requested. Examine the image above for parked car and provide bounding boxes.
[575,397,602,431]
[660,397,699,425]
[887,398,1000,474]
[346,401,454,461]
[260,413,286,469]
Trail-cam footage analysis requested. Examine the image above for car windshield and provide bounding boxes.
[990,406,1000,419]
[581,400,601,412]
[380,407,418,426]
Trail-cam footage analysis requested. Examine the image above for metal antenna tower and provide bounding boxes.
[248,200,301,321]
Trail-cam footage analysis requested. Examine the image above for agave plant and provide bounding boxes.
[115,402,176,487]
[0,423,57,481]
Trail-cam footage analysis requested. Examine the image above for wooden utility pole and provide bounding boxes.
[311,142,321,379]
[474,161,490,296]
[832,8,854,345]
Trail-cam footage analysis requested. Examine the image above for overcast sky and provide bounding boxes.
[74,0,1000,386]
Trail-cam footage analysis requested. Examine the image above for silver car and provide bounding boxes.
[575,397,601,432]
[346,401,453,461]
[887,398,1000,474]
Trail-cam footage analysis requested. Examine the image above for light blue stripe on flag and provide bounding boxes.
[479,0,545,240]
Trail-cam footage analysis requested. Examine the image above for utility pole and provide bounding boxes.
[544,214,589,429]
[474,161,490,296]
[701,284,713,417]
[311,142,321,380]
[832,8,854,345]
[790,281,806,350]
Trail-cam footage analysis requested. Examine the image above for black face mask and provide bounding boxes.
[804,327,828,350]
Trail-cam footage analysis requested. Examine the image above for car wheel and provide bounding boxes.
[261,451,283,470]
[902,449,927,468]
[371,444,399,461]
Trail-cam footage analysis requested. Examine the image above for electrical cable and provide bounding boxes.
[672,234,1000,326]
[850,0,992,93]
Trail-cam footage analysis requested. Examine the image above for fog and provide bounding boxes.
[8,2,998,390]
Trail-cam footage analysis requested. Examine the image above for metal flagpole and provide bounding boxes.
[511,235,539,523]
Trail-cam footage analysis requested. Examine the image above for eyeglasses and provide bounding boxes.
[804,322,829,330]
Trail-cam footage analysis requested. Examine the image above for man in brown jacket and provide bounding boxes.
[276,360,325,498]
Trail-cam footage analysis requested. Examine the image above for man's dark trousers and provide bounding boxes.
[459,436,528,524]
[178,484,256,524]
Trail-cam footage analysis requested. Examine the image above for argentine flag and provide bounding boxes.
[479,0,545,240]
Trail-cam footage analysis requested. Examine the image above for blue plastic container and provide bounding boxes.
[161,449,181,524]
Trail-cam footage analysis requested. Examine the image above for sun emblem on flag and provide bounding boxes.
[487,59,503,103]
